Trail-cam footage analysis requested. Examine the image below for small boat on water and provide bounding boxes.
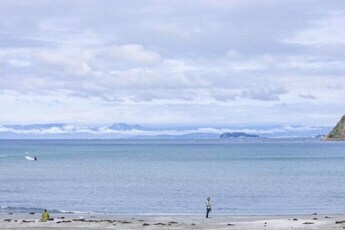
[25,152,37,161]
[25,156,37,161]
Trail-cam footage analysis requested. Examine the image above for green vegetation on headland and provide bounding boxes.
[324,115,345,140]
[220,132,259,138]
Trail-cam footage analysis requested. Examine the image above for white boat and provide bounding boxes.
[25,152,37,161]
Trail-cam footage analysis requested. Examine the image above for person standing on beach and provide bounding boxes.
[205,197,212,218]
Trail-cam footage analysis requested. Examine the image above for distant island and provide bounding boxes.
[220,132,259,138]
[324,115,345,140]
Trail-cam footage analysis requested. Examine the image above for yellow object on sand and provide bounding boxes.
[42,211,49,221]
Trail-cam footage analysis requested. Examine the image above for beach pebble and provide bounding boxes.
[143,223,150,226]
[293,218,298,221]
[227,223,235,226]
[29,212,35,215]
[3,219,12,222]
[325,216,332,218]
[169,221,178,224]
[313,217,318,220]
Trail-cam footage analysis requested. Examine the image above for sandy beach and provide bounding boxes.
[1,213,345,229]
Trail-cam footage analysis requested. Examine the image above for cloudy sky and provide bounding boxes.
[0,0,344,127]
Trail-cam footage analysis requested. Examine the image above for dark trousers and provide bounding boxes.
[206,208,211,218]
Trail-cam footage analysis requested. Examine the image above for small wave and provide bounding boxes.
[0,206,87,214]
[57,209,90,214]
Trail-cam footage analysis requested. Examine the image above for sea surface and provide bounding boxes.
[0,139,344,215]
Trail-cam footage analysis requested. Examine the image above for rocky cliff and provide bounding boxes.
[325,115,345,140]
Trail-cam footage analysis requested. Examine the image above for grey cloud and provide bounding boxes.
[241,87,287,101]
[299,94,317,100]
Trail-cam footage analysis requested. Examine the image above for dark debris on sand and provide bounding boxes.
[303,222,314,224]
[154,222,166,226]
[121,221,132,224]
[22,220,35,223]
[57,220,72,224]
[336,220,345,224]
[169,221,178,224]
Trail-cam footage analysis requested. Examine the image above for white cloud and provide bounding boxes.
[0,0,344,126]
[285,11,345,45]
[8,59,31,67]
[35,47,95,76]
[111,44,161,64]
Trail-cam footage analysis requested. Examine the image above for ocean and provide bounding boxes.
[0,139,344,215]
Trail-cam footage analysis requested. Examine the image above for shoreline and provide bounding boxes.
[1,213,345,229]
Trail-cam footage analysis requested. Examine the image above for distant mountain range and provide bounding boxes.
[0,123,332,139]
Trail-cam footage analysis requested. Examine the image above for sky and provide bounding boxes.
[0,0,344,128]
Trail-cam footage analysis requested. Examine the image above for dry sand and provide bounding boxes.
[1,213,345,229]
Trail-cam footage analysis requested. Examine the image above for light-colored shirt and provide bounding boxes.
[205,200,211,209]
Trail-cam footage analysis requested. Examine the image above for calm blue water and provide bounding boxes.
[0,139,344,215]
